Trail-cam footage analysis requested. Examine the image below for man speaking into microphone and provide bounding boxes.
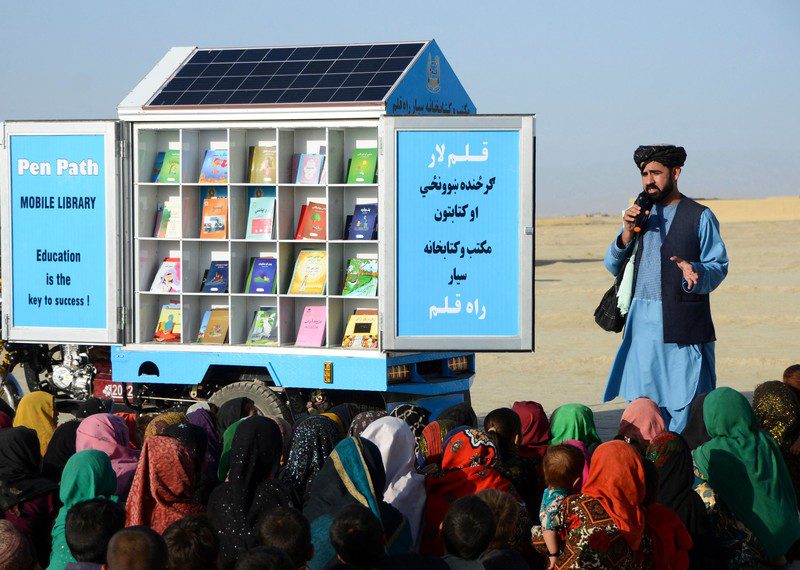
[602,145,729,432]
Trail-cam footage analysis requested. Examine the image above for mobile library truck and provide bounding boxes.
[0,40,534,418]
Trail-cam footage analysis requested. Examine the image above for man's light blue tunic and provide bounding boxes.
[603,202,729,432]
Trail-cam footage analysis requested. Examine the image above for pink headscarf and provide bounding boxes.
[513,401,550,459]
[562,439,590,490]
[619,398,666,447]
[76,413,140,500]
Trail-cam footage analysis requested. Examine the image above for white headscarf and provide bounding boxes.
[361,416,426,548]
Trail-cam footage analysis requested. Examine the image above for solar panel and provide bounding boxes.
[147,42,426,107]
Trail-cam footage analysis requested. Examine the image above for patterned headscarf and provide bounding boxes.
[13,391,56,455]
[348,410,387,437]
[125,435,204,534]
[280,415,343,502]
[390,404,431,439]
[416,420,456,473]
[143,412,188,440]
[0,520,33,570]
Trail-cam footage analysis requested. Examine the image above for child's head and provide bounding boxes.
[234,547,294,570]
[259,507,313,568]
[543,444,585,491]
[783,364,800,391]
[65,498,125,564]
[483,407,522,456]
[107,526,169,570]
[475,489,520,551]
[442,495,496,560]
[162,514,219,570]
[328,504,385,569]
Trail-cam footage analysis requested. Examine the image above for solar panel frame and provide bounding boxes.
[145,41,427,108]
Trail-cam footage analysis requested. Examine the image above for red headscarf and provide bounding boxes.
[619,398,666,447]
[422,428,515,556]
[582,440,647,550]
[512,401,549,459]
[645,502,693,570]
[125,435,203,533]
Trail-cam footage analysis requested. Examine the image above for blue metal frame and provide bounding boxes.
[111,346,474,396]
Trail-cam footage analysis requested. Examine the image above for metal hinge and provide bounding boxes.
[3,314,10,339]
[524,226,534,235]
[117,306,128,329]
[117,139,128,158]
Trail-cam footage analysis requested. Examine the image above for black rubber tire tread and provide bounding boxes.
[208,380,290,421]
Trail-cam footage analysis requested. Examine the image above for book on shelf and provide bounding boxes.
[200,307,229,344]
[200,196,228,239]
[294,153,325,184]
[246,306,278,345]
[245,196,275,240]
[346,148,378,184]
[294,201,326,240]
[355,308,378,315]
[150,258,181,293]
[201,261,229,293]
[245,257,277,294]
[151,152,166,182]
[341,313,378,349]
[156,150,180,183]
[195,309,211,342]
[248,145,277,183]
[198,149,229,183]
[153,196,182,238]
[288,250,327,295]
[295,305,326,347]
[343,214,378,240]
[347,203,378,240]
[153,302,181,343]
[341,258,378,297]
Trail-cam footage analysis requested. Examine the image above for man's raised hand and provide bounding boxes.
[670,256,698,291]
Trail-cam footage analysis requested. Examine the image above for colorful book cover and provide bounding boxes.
[295,305,327,347]
[346,148,378,184]
[347,203,378,240]
[156,150,180,183]
[201,197,228,239]
[246,306,279,345]
[201,261,229,293]
[201,308,229,344]
[249,145,277,183]
[153,302,181,343]
[341,258,378,297]
[246,257,277,294]
[295,153,325,184]
[151,151,166,182]
[294,201,327,240]
[150,258,181,293]
[157,196,181,238]
[198,149,229,183]
[288,250,327,295]
[341,314,379,349]
[195,309,211,342]
[245,197,275,240]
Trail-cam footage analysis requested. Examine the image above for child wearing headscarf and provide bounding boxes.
[13,391,56,455]
[548,403,602,452]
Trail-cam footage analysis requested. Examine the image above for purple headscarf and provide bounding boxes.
[188,408,222,480]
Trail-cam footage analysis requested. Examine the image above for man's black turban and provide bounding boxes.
[634,145,687,171]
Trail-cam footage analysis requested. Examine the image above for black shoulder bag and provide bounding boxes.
[594,235,639,333]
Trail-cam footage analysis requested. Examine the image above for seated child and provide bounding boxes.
[259,507,314,569]
[539,444,585,569]
[441,496,496,569]
[65,498,125,569]
[162,514,219,570]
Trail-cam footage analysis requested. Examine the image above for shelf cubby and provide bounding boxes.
[231,242,278,294]
[136,129,180,184]
[231,295,279,345]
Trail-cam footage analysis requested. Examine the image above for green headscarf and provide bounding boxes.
[217,417,247,482]
[549,403,602,447]
[48,449,118,570]
[693,388,800,560]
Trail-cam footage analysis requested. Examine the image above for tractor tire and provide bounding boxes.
[208,380,290,421]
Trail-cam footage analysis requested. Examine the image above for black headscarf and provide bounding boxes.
[437,403,477,429]
[329,403,359,432]
[633,145,687,171]
[348,410,388,437]
[390,404,432,439]
[207,416,295,570]
[280,415,343,503]
[77,397,111,418]
[681,393,711,450]
[216,397,253,432]
[0,427,58,510]
[646,432,711,540]
[42,419,80,482]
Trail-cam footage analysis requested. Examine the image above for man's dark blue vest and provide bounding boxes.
[632,196,716,344]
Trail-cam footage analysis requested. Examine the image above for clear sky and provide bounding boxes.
[1,1,797,215]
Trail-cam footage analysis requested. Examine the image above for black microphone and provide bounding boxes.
[632,191,653,233]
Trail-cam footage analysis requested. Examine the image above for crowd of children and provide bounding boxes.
[1,364,800,569]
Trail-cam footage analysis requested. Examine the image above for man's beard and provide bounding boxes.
[646,178,675,203]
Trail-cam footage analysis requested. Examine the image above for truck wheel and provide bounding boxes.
[208,381,290,421]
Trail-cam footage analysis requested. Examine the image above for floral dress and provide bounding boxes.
[532,493,654,569]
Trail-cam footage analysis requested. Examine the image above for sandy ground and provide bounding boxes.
[471,197,800,439]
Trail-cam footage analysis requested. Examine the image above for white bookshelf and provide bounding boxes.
[133,123,380,349]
